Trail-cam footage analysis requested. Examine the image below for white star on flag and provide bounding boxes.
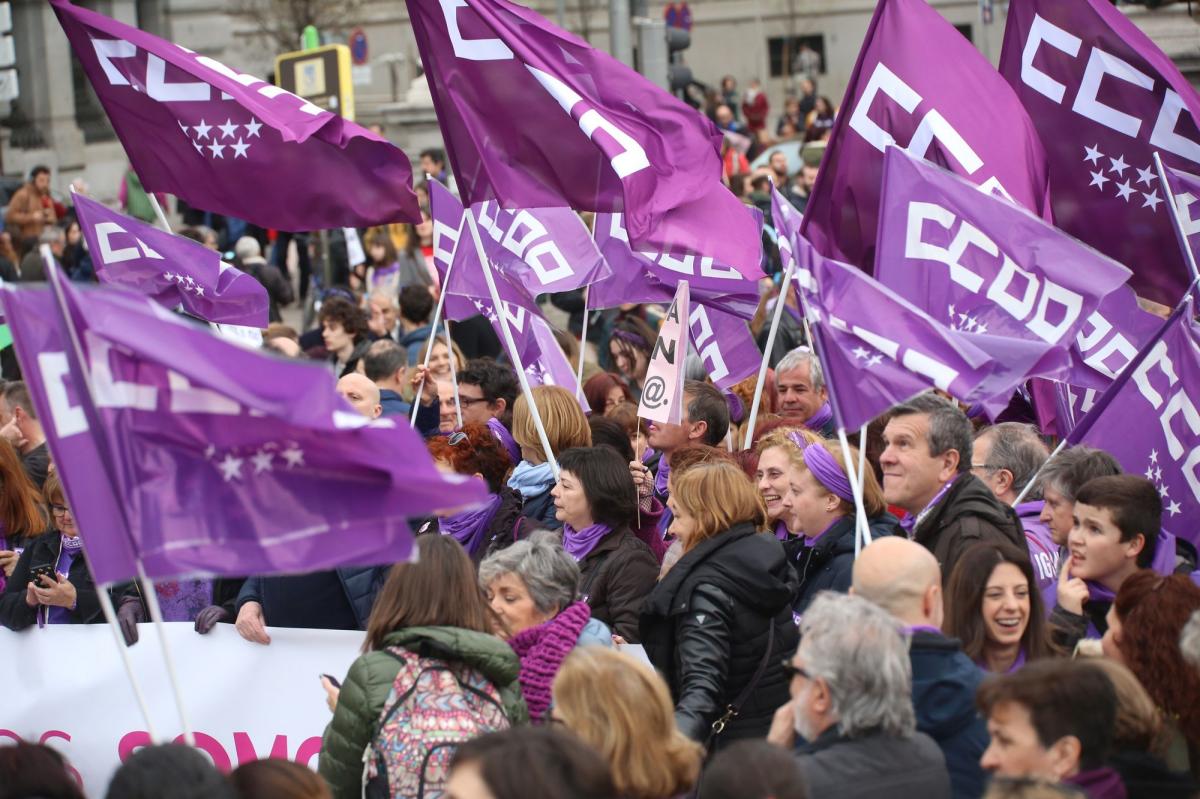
[1168,501,1182,516]
[282,445,305,468]
[866,354,883,368]
[184,276,196,289]
[1142,191,1163,212]
[218,119,239,140]
[231,139,250,159]
[1089,171,1110,190]
[243,119,262,138]
[208,142,226,159]
[1108,154,1129,176]
[193,120,212,140]
[1150,450,1158,464]
[204,444,217,459]
[192,140,204,155]
[252,448,274,474]
[195,286,205,297]
[1115,180,1135,202]
[1145,466,1155,480]
[852,346,870,360]
[218,453,244,482]
[1135,166,1158,187]
[1083,144,1103,165]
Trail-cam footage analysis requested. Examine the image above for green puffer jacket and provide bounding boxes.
[318,625,529,799]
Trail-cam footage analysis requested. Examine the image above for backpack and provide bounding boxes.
[363,646,511,799]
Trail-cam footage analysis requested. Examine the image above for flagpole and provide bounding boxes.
[836,427,872,557]
[445,322,463,428]
[743,260,795,449]
[856,421,869,516]
[576,286,590,401]
[465,211,560,476]
[136,562,196,746]
[147,193,172,234]
[42,248,196,746]
[1153,152,1200,292]
[411,286,453,429]
[1012,438,1068,507]
[96,585,161,741]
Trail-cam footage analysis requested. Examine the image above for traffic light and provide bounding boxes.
[666,25,692,93]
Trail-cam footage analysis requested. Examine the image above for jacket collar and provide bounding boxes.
[643,522,759,615]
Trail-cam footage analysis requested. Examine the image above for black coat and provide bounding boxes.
[913,474,1026,587]
[236,566,387,630]
[578,525,658,643]
[783,512,900,614]
[640,523,799,747]
[0,532,128,629]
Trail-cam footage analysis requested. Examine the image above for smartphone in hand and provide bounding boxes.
[29,564,56,586]
[320,674,341,689]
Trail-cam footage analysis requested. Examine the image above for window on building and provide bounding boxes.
[767,34,826,78]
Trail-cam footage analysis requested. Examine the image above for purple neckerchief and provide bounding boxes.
[369,262,401,289]
[899,476,959,538]
[562,522,613,561]
[1151,529,1177,576]
[803,517,843,548]
[441,493,504,557]
[904,624,945,636]
[654,456,671,499]
[1016,500,1060,617]
[1065,767,1128,799]
[486,418,522,467]
[641,447,657,464]
[773,519,791,541]
[0,531,8,594]
[975,647,1027,675]
[804,402,834,432]
[46,534,84,626]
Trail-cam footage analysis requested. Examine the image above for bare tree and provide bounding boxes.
[231,0,367,53]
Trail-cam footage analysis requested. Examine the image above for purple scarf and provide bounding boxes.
[900,476,958,537]
[655,458,674,536]
[773,519,790,541]
[1066,767,1128,799]
[562,522,613,562]
[975,647,1027,675]
[803,517,843,548]
[487,418,522,466]
[441,493,503,557]
[804,402,834,432]
[46,534,84,626]
[509,601,593,723]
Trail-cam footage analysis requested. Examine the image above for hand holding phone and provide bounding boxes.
[29,564,55,587]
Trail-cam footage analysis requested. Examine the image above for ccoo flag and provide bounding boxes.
[999,0,1199,305]
[638,282,690,425]
[404,0,762,280]
[1160,163,1200,279]
[801,0,1050,272]
[51,0,420,231]
[73,194,269,328]
[0,276,486,584]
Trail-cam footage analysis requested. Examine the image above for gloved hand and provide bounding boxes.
[194,605,230,635]
[116,596,145,646]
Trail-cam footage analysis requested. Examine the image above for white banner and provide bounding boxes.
[0,623,361,796]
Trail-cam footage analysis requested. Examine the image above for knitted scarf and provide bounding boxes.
[508,601,593,723]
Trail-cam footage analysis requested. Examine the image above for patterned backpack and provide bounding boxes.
[363,646,511,799]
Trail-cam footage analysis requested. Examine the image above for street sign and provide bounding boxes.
[349,28,368,66]
[275,43,355,120]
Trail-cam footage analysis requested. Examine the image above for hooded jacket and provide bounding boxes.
[640,523,799,747]
[319,626,527,799]
[913,473,1026,586]
[784,512,900,615]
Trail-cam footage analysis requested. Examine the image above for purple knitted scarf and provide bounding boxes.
[508,601,592,723]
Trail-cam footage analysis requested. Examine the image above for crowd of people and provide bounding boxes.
[3,80,1200,799]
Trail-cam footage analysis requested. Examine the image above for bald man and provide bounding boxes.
[336,373,382,419]
[854,538,990,799]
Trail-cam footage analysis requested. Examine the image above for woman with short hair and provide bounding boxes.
[508,386,591,529]
[639,461,798,749]
[479,531,611,723]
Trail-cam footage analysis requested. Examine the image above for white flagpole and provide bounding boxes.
[410,276,454,429]
[836,427,872,557]
[576,286,590,401]
[96,585,161,741]
[857,421,869,523]
[744,260,795,449]
[1012,438,1068,507]
[1153,152,1200,290]
[465,211,560,476]
[137,563,196,746]
[147,193,172,234]
[445,322,462,428]
[42,248,195,744]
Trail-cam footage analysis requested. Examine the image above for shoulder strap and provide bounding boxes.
[709,620,776,740]
[577,551,614,602]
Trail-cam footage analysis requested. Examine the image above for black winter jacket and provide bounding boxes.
[578,525,658,643]
[0,532,129,630]
[783,512,900,615]
[640,523,799,748]
[913,474,1025,587]
[236,567,387,630]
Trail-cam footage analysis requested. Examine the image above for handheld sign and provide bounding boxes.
[638,281,689,425]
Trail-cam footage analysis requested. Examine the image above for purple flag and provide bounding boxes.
[404,0,762,279]
[801,0,1050,272]
[526,315,590,412]
[590,212,762,320]
[73,194,268,328]
[1067,296,1200,547]
[875,148,1133,387]
[793,234,1052,431]
[52,0,420,231]
[1161,163,1200,276]
[999,0,1198,305]
[0,278,486,583]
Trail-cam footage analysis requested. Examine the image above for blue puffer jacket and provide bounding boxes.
[784,512,900,615]
[909,629,990,799]
[237,567,388,630]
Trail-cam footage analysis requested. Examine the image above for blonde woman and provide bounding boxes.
[552,647,702,799]
[639,461,799,751]
[753,426,821,540]
[509,385,591,529]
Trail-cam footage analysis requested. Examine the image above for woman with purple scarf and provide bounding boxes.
[943,540,1059,674]
[418,423,530,563]
[549,446,658,642]
[479,531,612,724]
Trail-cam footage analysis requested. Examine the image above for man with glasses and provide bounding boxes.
[456,359,519,429]
[767,592,952,799]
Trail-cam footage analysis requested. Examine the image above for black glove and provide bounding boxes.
[116,596,145,646]
[194,605,230,635]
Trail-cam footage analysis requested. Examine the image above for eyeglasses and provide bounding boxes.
[780,659,811,681]
[447,431,469,446]
[50,504,70,516]
[458,397,491,407]
[971,463,999,472]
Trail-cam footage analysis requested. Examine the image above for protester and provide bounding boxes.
[104,743,234,799]
[319,535,527,799]
[973,424,1058,612]
[643,380,731,530]
[774,347,834,436]
[458,358,520,428]
[416,335,466,384]
[508,385,591,529]
[478,531,611,722]
[362,339,411,417]
[352,229,402,297]
[366,288,401,343]
[853,536,989,799]
[755,427,820,538]
[582,371,634,416]
[0,381,50,489]
[1053,476,1161,649]
[607,317,658,399]
[552,647,703,799]
[699,739,809,799]
[0,740,86,799]
[552,447,657,641]
[1103,571,1200,777]
[318,296,371,378]
[228,758,332,799]
[0,439,49,592]
[423,424,527,562]
[880,393,1025,583]
[778,436,899,613]
[640,460,798,748]
[977,659,1124,797]
[944,541,1057,674]
[769,592,952,798]
[982,781,1086,799]
[445,727,617,799]
[589,415,635,463]
[335,373,382,419]
[1036,446,1122,548]
[4,166,56,242]
[438,379,459,432]
[0,472,115,629]
[1088,657,1199,798]
[399,284,437,364]
[234,236,293,322]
